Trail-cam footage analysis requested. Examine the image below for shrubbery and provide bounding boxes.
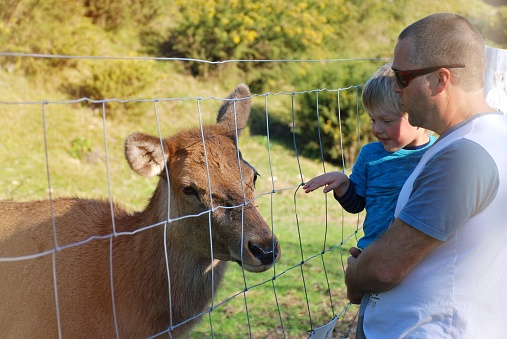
[290,62,379,165]
[0,0,93,74]
[78,59,160,118]
[83,0,165,31]
[80,60,156,100]
[165,0,352,78]
[1,0,506,149]
[0,0,165,117]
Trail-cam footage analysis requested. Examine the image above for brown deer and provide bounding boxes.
[0,84,280,338]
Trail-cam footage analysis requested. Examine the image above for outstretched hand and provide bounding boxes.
[303,171,349,195]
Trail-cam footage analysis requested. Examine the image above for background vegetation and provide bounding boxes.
[1,0,506,337]
[1,0,505,165]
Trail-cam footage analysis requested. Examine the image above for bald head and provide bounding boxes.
[398,13,486,91]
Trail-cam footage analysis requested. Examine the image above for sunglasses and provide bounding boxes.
[392,64,465,88]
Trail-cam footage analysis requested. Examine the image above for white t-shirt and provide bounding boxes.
[363,113,507,338]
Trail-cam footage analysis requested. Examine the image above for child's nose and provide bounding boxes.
[373,123,383,134]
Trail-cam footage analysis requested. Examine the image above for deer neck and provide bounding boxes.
[113,179,228,331]
[139,179,171,224]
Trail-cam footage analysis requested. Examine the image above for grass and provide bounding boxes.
[0,68,364,338]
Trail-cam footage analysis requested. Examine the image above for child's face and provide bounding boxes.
[369,112,427,152]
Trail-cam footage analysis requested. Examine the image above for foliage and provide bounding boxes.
[0,0,504,155]
[0,0,93,74]
[0,0,167,77]
[164,0,352,78]
[78,59,160,118]
[288,62,380,166]
[469,1,507,47]
[83,0,166,31]
[159,0,506,164]
[69,137,92,160]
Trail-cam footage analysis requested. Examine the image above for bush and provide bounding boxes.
[83,0,166,31]
[0,0,167,77]
[78,59,159,118]
[290,62,380,166]
[0,0,93,75]
[164,0,351,78]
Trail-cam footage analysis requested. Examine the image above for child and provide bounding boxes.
[304,63,436,338]
[303,62,437,250]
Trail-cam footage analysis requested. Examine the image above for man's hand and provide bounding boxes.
[349,246,362,258]
[346,247,364,304]
[343,219,442,305]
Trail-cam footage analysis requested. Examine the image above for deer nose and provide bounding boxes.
[248,240,279,265]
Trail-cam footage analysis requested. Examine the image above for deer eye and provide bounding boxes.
[182,185,199,198]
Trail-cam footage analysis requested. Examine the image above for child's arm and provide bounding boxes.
[303,172,350,198]
[304,172,366,213]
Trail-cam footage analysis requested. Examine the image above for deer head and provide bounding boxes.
[124,84,280,272]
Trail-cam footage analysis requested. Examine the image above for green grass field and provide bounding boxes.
[0,68,364,338]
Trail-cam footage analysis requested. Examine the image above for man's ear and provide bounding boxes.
[436,68,452,93]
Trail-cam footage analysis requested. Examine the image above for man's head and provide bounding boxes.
[397,13,486,92]
[392,13,487,133]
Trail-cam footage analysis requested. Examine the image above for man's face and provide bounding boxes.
[392,38,435,130]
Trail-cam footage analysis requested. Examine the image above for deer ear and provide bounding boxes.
[125,133,168,177]
[216,83,251,137]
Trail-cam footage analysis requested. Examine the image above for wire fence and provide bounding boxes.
[0,55,368,338]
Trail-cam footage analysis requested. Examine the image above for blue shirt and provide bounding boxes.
[348,136,437,249]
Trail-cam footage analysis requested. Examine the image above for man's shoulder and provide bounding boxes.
[429,139,496,170]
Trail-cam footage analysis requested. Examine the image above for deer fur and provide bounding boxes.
[0,84,280,338]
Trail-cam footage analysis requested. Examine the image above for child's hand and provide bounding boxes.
[303,172,349,194]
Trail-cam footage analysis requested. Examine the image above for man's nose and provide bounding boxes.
[392,81,402,94]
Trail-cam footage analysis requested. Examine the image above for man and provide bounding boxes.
[345,13,507,338]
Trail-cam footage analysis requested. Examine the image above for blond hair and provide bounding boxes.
[362,62,403,117]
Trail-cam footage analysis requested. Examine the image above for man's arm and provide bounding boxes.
[345,218,441,304]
